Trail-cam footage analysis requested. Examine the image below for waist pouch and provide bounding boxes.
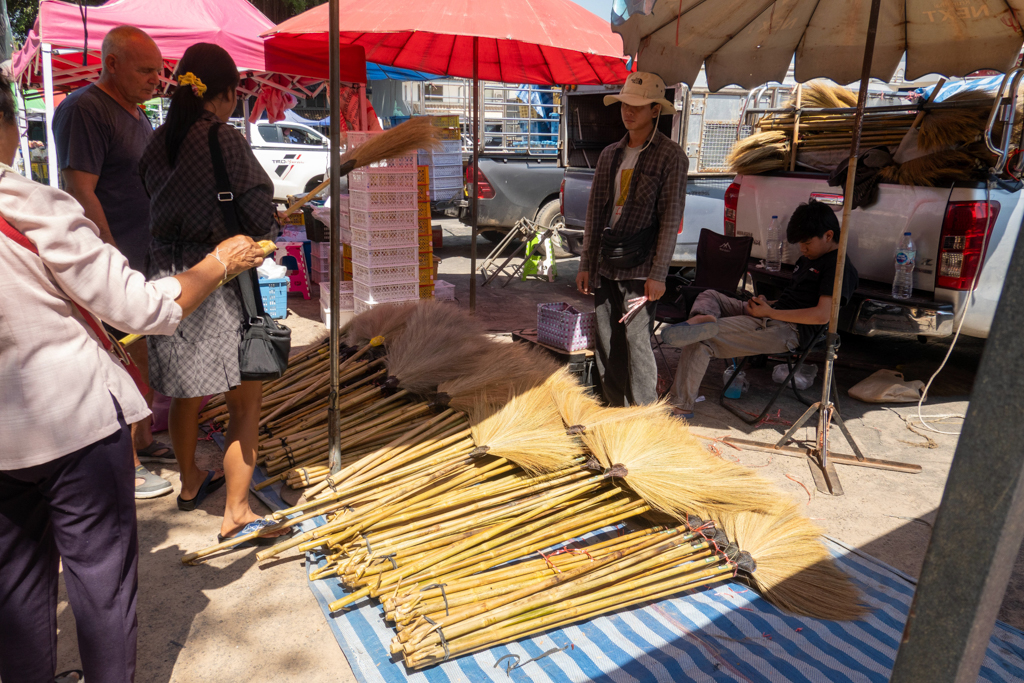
[600,225,657,270]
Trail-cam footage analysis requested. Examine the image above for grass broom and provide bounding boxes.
[282,117,443,217]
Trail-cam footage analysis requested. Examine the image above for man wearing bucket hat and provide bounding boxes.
[576,71,687,406]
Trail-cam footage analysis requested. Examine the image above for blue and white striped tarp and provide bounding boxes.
[244,467,1024,682]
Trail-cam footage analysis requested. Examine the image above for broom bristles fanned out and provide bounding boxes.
[468,385,583,475]
[546,368,602,430]
[710,504,867,621]
[581,414,782,519]
[786,80,858,110]
[384,302,494,396]
[345,300,423,349]
[727,132,789,175]
[342,117,443,169]
[916,90,994,154]
[878,149,983,187]
[435,345,562,413]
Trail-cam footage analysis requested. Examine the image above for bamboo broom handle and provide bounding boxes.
[342,480,607,608]
[259,359,380,427]
[305,411,464,498]
[402,531,692,652]
[406,564,735,668]
[121,240,277,347]
[258,456,477,562]
[334,409,461,484]
[388,526,668,609]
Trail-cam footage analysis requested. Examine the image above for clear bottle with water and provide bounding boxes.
[765,215,782,272]
[892,232,916,299]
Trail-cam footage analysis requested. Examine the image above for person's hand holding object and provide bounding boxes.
[744,295,773,318]
[576,271,590,295]
[644,278,666,301]
[211,235,265,277]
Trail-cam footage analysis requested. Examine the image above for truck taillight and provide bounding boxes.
[465,164,496,199]
[724,182,740,236]
[936,200,1000,290]
[559,178,565,217]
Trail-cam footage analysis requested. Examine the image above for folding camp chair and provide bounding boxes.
[719,325,844,425]
[652,229,754,371]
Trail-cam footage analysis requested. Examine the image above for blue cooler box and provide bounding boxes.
[259,277,289,320]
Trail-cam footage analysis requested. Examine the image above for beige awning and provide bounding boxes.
[613,0,1024,91]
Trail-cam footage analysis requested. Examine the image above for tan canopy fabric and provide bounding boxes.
[613,0,1024,90]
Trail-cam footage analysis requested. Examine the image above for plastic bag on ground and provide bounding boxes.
[848,369,924,403]
[772,363,818,390]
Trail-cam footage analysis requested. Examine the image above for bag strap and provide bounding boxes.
[0,216,126,356]
[208,123,266,322]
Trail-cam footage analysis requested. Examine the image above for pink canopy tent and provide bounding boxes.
[10,0,368,186]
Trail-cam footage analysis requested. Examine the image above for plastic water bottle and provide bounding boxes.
[892,232,916,299]
[765,215,782,272]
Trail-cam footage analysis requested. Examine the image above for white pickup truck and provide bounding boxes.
[728,174,1021,339]
[248,121,329,201]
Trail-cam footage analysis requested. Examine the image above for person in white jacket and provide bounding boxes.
[0,70,265,683]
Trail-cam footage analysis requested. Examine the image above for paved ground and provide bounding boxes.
[49,218,1020,682]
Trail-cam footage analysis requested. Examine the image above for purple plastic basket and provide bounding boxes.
[537,303,596,352]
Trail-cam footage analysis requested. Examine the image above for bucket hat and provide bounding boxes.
[604,72,675,113]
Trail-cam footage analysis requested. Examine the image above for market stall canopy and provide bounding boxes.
[11,0,366,93]
[262,0,630,86]
[611,0,1024,91]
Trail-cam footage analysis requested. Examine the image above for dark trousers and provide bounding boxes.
[0,405,138,683]
[594,278,659,407]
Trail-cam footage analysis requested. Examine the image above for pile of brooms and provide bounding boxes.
[728,79,1015,185]
[184,300,866,670]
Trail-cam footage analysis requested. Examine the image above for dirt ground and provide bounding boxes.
[48,218,1021,682]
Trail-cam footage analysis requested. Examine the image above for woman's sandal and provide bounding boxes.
[217,519,295,548]
[55,670,83,683]
[176,470,226,511]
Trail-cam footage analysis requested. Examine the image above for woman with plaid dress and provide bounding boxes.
[142,44,286,544]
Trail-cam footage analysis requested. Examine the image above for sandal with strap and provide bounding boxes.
[177,470,226,511]
[55,670,83,683]
[217,519,294,548]
[136,440,176,464]
[135,465,172,499]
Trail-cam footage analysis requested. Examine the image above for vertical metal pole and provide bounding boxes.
[327,0,343,473]
[15,83,32,179]
[817,0,881,462]
[242,96,252,144]
[41,43,58,188]
[469,37,479,313]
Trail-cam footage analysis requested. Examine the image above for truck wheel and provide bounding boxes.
[535,200,572,259]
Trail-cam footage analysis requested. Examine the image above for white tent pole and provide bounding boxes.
[41,43,58,188]
[469,36,479,313]
[15,83,32,179]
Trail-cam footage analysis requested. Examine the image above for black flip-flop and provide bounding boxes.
[176,470,226,511]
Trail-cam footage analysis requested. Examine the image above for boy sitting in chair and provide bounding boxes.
[665,200,859,419]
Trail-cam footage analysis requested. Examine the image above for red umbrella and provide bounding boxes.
[262,0,629,86]
[263,0,630,315]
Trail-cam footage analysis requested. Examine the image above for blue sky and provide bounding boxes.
[569,0,611,19]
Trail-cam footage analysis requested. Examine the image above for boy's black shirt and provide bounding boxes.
[774,249,859,312]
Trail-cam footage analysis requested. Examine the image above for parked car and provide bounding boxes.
[729,174,1019,339]
[248,121,330,201]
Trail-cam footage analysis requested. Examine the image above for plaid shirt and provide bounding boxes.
[579,131,687,283]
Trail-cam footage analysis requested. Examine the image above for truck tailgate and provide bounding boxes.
[735,174,952,291]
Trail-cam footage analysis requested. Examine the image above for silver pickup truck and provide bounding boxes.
[730,174,1020,339]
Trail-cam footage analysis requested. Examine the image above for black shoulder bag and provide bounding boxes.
[208,124,291,381]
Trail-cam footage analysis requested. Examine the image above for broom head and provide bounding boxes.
[710,503,867,621]
[468,384,583,475]
[342,117,442,170]
[582,413,783,519]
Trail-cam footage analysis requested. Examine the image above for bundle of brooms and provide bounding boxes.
[184,300,867,669]
[729,80,1012,185]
